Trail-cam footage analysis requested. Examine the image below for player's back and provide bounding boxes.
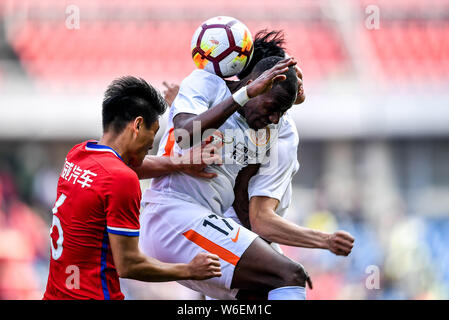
[44,140,140,300]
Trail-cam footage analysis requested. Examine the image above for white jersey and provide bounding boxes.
[248,111,299,217]
[222,111,299,246]
[145,69,280,216]
[139,69,298,299]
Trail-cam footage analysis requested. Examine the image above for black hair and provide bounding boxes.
[250,56,298,111]
[102,76,167,133]
[237,30,286,80]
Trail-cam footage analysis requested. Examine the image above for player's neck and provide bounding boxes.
[226,80,245,94]
[99,133,128,164]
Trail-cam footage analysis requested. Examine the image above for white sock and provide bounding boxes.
[268,286,306,300]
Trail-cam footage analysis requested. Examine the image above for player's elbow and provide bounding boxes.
[250,216,272,240]
[115,263,132,279]
[116,250,148,280]
[173,116,195,149]
[174,126,197,150]
[115,254,143,279]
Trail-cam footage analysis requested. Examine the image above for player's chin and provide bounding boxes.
[249,120,267,130]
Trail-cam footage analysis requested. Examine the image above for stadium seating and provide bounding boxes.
[366,20,449,83]
[9,19,347,90]
[3,0,447,91]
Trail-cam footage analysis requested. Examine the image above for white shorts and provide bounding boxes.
[223,206,284,254]
[139,191,259,300]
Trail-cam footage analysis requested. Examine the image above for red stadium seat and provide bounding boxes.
[5,0,448,90]
[365,20,449,84]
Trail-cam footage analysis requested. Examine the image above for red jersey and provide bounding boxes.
[43,140,141,300]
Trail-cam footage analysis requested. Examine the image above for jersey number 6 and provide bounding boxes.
[50,194,67,260]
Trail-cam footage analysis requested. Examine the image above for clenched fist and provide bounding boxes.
[187,252,222,280]
[326,230,355,256]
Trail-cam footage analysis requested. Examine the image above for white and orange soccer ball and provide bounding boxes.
[191,16,254,78]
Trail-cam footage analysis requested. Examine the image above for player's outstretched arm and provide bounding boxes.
[249,196,355,256]
[131,138,222,179]
[174,58,297,149]
[109,234,221,282]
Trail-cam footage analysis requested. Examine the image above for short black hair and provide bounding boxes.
[237,30,286,79]
[250,56,298,111]
[102,76,167,133]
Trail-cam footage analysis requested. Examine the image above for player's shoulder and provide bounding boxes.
[100,157,138,181]
[186,69,225,83]
[182,69,226,90]
[66,140,91,158]
[82,141,138,180]
[100,161,140,193]
[176,69,228,109]
[278,111,298,139]
[281,111,297,128]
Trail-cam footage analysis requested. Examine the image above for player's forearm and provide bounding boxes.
[252,211,330,249]
[174,96,241,149]
[131,155,181,179]
[118,253,191,282]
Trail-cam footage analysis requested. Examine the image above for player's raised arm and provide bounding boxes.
[174,57,297,149]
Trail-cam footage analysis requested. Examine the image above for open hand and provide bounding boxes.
[246,57,297,98]
[178,131,223,179]
[162,81,180,106]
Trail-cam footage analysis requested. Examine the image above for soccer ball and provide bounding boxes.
[191,16,254,78]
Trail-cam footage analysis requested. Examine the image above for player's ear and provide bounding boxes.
[246,79,253,85]
[133,116,144,135]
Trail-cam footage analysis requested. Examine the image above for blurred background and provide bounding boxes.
[0,0,448,299]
